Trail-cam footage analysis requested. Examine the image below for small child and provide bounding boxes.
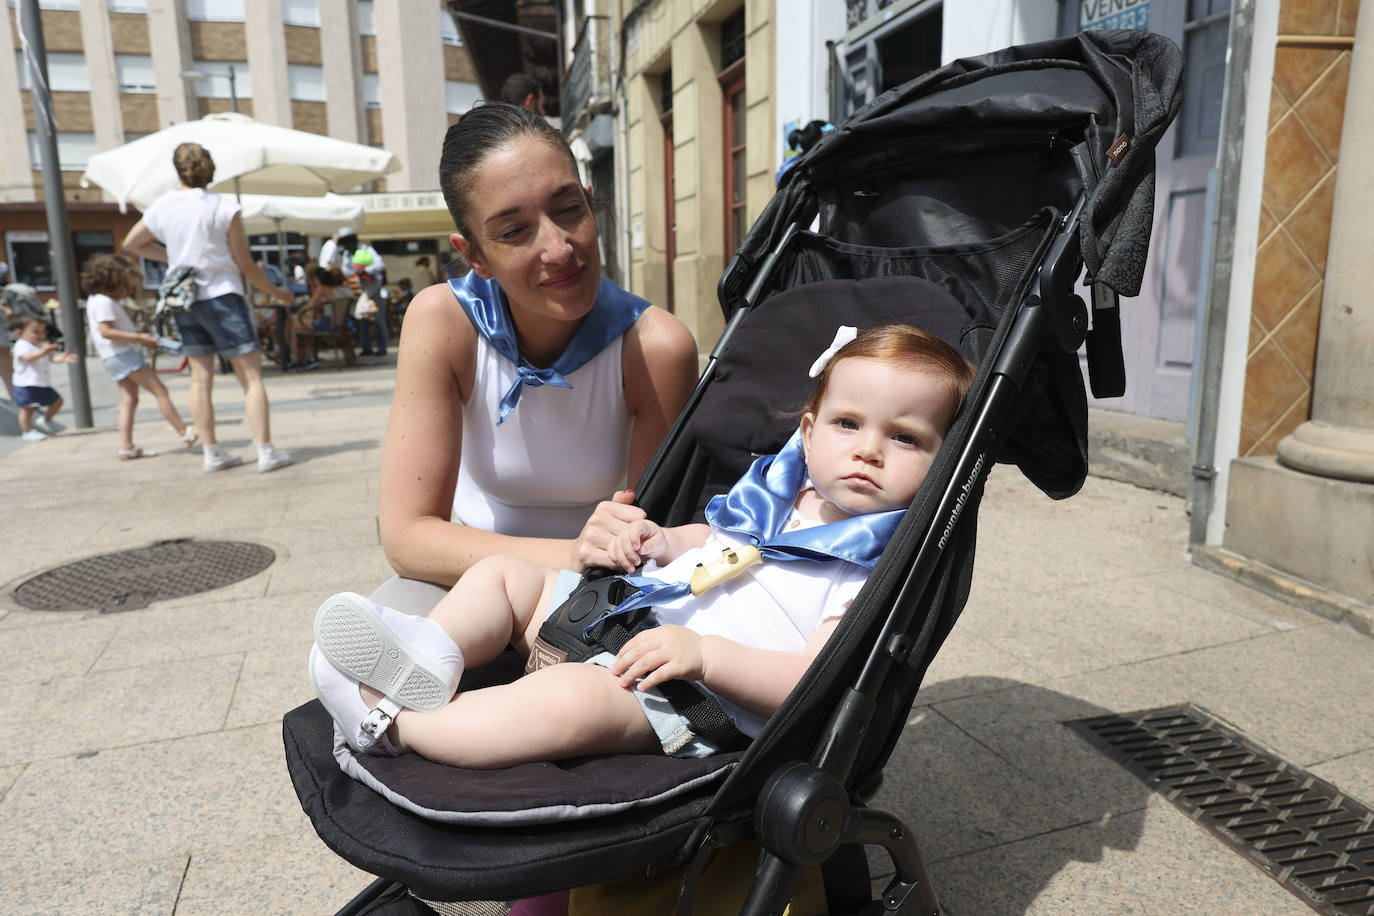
[310,324,976,768]
[81,254,196,460]
[9,313,78,441]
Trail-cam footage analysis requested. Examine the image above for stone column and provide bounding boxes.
[374,0,444,191]
[147,0,194,127]
[1275,8,1374,484]
[318,0,364,144]
[80,0,124,152]
[1219,10,1374,613]
[0,0,36,201]
[245,0,292,127]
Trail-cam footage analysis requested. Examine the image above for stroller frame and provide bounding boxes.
[286,30,1182,916]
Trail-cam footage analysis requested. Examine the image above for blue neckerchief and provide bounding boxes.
[447,272,650,424]
[586,430,905,632]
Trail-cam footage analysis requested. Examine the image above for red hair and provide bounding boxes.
[803,324,975,419]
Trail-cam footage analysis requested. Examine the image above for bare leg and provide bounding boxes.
[129,366,188,436]
[116,377,139,450]
[391,662,659,768]
[228,351,270,444]
[17,405,34,433]
[426,555,561,669]
[43,395,62,423]
[186,354,218,444]
[0,348,12,399]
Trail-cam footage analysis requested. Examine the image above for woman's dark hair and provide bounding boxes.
[438,102,580,241]
[173,142,216,188]
[787,119,830,155]
[80,253,140,297]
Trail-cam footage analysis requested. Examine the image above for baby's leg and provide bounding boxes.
[17,406,34,432]
[44,394,63,421]
[427,556,561,668]
[391,661,659,768]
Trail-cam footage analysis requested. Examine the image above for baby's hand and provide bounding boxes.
[607,518,665,573]
[54,350,79,363]
[610,625,705,691]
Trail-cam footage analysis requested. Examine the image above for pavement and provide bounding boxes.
[0,353,1370,915]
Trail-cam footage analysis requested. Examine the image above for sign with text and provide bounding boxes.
[1080,0,1151,31]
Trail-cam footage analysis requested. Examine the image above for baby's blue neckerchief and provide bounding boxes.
[447,271,650,424]
[588,430,905,630]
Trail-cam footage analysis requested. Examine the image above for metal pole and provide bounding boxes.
[228,65,238,113]
[18,0,91,426]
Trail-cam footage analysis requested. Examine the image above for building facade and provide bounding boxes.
[1,0,480,290]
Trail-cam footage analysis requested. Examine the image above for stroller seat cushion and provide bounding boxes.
[330,716,740,825]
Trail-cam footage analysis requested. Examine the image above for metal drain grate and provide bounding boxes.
[13,538,275,613]
[1069,704,1374,915]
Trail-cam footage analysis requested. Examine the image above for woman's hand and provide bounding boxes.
[610,625,706,691]
[569,489,647,571]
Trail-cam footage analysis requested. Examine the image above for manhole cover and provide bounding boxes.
[1070,704,1374,915]
[13,538,275,613]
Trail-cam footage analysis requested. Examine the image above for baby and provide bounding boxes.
[310,324,975,768]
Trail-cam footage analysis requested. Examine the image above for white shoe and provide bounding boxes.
[21,429,47,442]
[313,592,463,712]
[181,425,198,447]
[203,450,243,473]
[34,417,63,434]
[257,450,293,473]
[309,645,401,757]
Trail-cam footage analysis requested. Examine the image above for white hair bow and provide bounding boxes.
[808,325,859,378]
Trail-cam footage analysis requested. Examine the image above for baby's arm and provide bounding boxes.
[607,520,710,572]
[611,618,841,719]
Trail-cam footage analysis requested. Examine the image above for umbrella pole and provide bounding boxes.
[275,218,290,370]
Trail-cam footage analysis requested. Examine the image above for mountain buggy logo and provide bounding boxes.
[938,452,985,549]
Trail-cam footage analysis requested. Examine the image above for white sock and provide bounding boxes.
[257,443,277,462]
[204,443,224,460]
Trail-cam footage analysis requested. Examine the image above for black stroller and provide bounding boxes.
[284,30,1182,915]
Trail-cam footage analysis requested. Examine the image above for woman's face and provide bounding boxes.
[451,135,600,327]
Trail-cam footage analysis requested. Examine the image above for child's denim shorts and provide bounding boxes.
[547,569,720,759]
[102,350,147,381]
[12,385,59,407]
[172,292,259,357]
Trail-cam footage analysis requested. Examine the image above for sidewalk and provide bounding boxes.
[0,359,1370,914]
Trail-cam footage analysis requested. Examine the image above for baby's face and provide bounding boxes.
[17,322,45,346]
[801,357,960,519]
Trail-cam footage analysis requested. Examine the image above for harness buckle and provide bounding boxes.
[689,544,763,596]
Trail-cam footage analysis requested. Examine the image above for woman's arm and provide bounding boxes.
[378,284,584,586]
[621,306,698,485]
[121,220,168,263]
[226,214,293,303]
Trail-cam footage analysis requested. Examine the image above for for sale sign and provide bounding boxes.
[1080,0,1151,31]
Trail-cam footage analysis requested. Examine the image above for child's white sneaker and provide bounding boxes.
[21,429,47,442]
[309,645,401,757]
[34,417,63,434]
[203,450,243,473]
[313,592,463,711]
[181,425,198,447]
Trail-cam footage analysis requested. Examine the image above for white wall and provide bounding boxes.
[773,0,846,173]
[942,0,1059,62]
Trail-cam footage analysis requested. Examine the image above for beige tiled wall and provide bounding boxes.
[1241,0,1359,456]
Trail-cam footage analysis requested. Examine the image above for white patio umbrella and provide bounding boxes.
[79,112,399,212]
[239,192,365,278]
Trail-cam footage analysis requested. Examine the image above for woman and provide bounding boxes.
[374,103,698,611]
[122,142,295,474]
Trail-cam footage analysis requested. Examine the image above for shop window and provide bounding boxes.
[719,8,746,258]
[660,68,675,312]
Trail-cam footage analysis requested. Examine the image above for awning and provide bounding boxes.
[352,190,455,241]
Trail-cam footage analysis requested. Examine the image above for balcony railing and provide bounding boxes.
[561,14,611,134]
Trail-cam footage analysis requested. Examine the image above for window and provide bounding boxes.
[362,73,380,109]
[15,51,89,92]
[73,231,115,278]
[719,9,747,259]
[186,0,245,22]
[834,4,941,118]
[115,54,156,93]
[6,231,53,288]
[1178,0,1231,158]
[660,69,675,313]
[288,64,326,102]
[26,131,98,170]
[187,62,251,99]
[282,0,319,27]
[445,80,481,114]
[357,1,375,37]
[442,9,463,46]
[108,0,148,11]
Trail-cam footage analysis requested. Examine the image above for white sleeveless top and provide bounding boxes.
[452,333,632,538]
